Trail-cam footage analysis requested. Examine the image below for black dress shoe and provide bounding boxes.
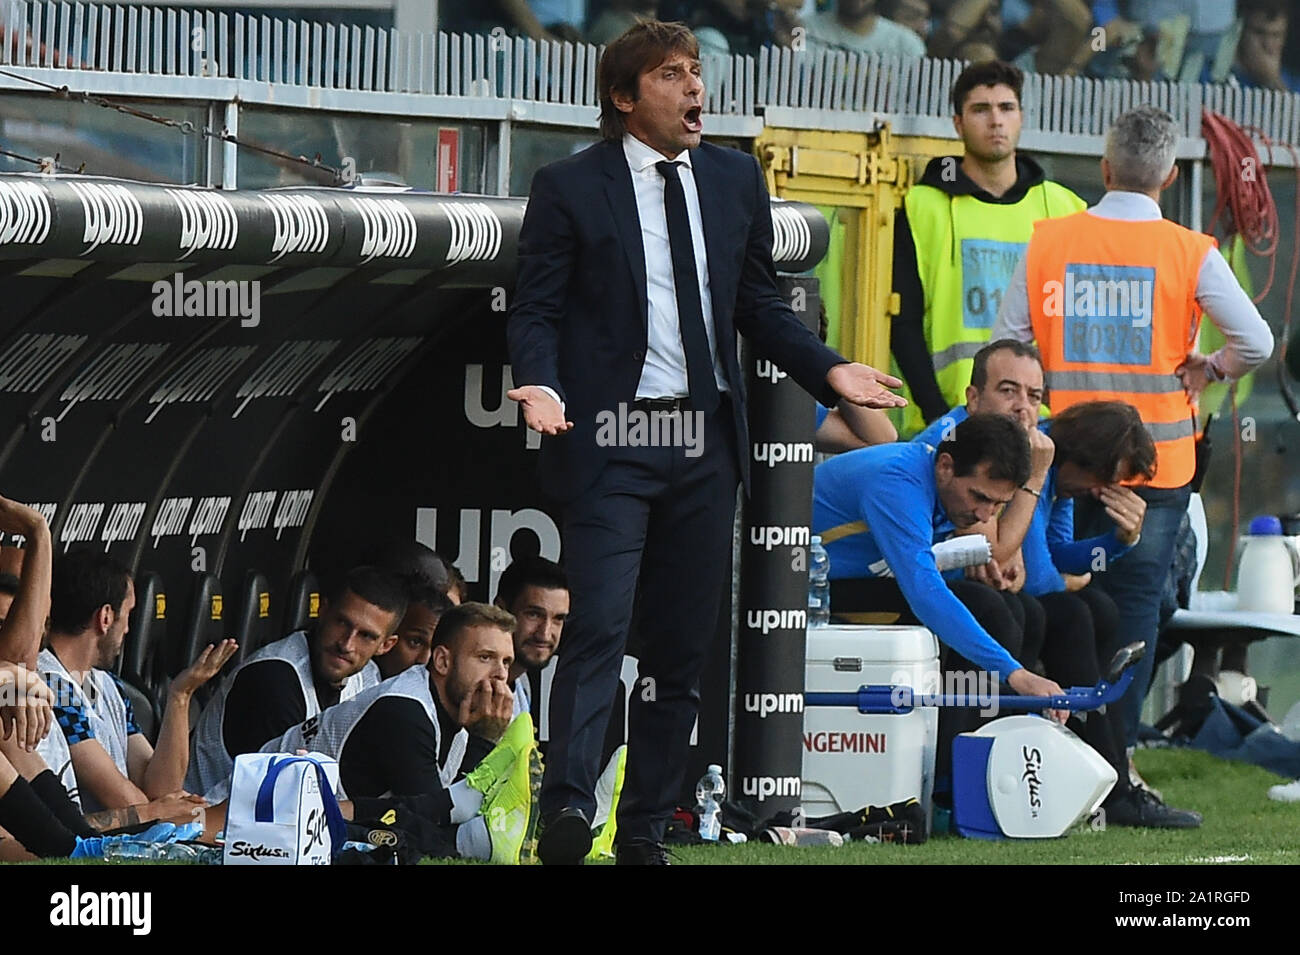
[537,808,592,865]
[615,840,670,866]
[1103,786,1203,829]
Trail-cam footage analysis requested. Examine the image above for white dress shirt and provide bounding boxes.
[994,191,1274,379]
[623,132,728,399]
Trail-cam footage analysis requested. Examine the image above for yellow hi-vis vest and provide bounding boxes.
[897,179,1086,436]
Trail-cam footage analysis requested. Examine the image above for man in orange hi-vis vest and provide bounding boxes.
[993,106,1274,774]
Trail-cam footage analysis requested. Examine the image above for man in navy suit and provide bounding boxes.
[508,19,905,865]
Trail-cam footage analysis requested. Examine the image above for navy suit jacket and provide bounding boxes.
[508,138,844,502]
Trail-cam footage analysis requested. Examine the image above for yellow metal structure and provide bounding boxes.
[754,127,961,374]
[754,125,911,372]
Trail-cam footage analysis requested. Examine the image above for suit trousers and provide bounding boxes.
[539,398,739,844]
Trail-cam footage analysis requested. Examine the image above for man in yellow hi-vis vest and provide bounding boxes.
[891,60,1086,437]
[994,106,1274,756]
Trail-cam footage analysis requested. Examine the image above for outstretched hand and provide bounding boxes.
[507,385,574,436]
[170,640,239,699]
[826,362,907,409]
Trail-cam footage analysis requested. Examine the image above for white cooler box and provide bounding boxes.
[803,625,939,821]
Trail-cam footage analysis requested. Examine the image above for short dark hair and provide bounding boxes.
[50,550,132,634]
[1240,0,1288,21]
[0,573,19,598]
[445,562,468,602]
[495,557,568,612]
[970,339,1043,392]
[936,412,1031,485]
[325,565,409,631]
[952,60,1024,115]
[1049,401,1157,483]
[408,580,455,615]
[359,539,450,594]
[598,19,700,141]
[432,602,516,650]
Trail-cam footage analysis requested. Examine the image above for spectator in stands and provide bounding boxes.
[995,0,1095,75]
[1233,0,1298,91]
[374,582,455,680]
[186,565,405,801]
[261,603,534,863]
[804,0,927,57]
[589,0,660,46]
[691,0,770,57]
[929,0,1002,62]
[814,413,1068,788]
[881,0,931,45]
[499,0,588,42]
[37,551,236,814]
[494,556,569,717]
[891,60,1085,438]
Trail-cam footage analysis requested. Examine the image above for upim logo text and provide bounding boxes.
[746,608,806,635]
[749,525,810,551]
[744,692,804,718]
[753,442,814,468]
[741,775,801,802]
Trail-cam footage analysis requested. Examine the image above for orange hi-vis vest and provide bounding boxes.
[1025,210,1216,489]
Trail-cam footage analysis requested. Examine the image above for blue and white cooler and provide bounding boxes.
[952,715,1117,839]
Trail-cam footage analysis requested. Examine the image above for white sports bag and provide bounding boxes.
[223,752,347,865]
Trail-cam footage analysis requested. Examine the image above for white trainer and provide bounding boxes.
[1268,778,1300,803]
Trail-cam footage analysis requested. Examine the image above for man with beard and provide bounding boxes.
[494,557,569,719]
[264,602,534,863]
[40,551,236,813]
[187,565,405,801]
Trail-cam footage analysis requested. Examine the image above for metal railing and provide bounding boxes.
[2,1,1299,143]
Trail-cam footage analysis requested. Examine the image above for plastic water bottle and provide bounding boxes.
[1237,516,1298,613]
[809,535,831,627]
[102,840,199,862]
[694,764,726,842]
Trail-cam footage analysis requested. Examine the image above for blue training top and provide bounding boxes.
[812,441,1021,677]
[913,407,1135,595]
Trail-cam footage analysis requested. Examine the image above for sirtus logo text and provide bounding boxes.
[1022,745,1043,819]
[227,841,291,860]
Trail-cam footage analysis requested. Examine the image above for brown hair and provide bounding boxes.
[951,60,1024,115]
[1049,401,1157,483]
[432,601,516,649]
[598,19,700,142]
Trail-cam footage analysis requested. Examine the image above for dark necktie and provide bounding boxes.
[656,160,719,414]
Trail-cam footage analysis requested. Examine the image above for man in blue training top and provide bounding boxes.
[913,340,1144,595]
[813,413,1068,726]
[913,341,1201,827]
